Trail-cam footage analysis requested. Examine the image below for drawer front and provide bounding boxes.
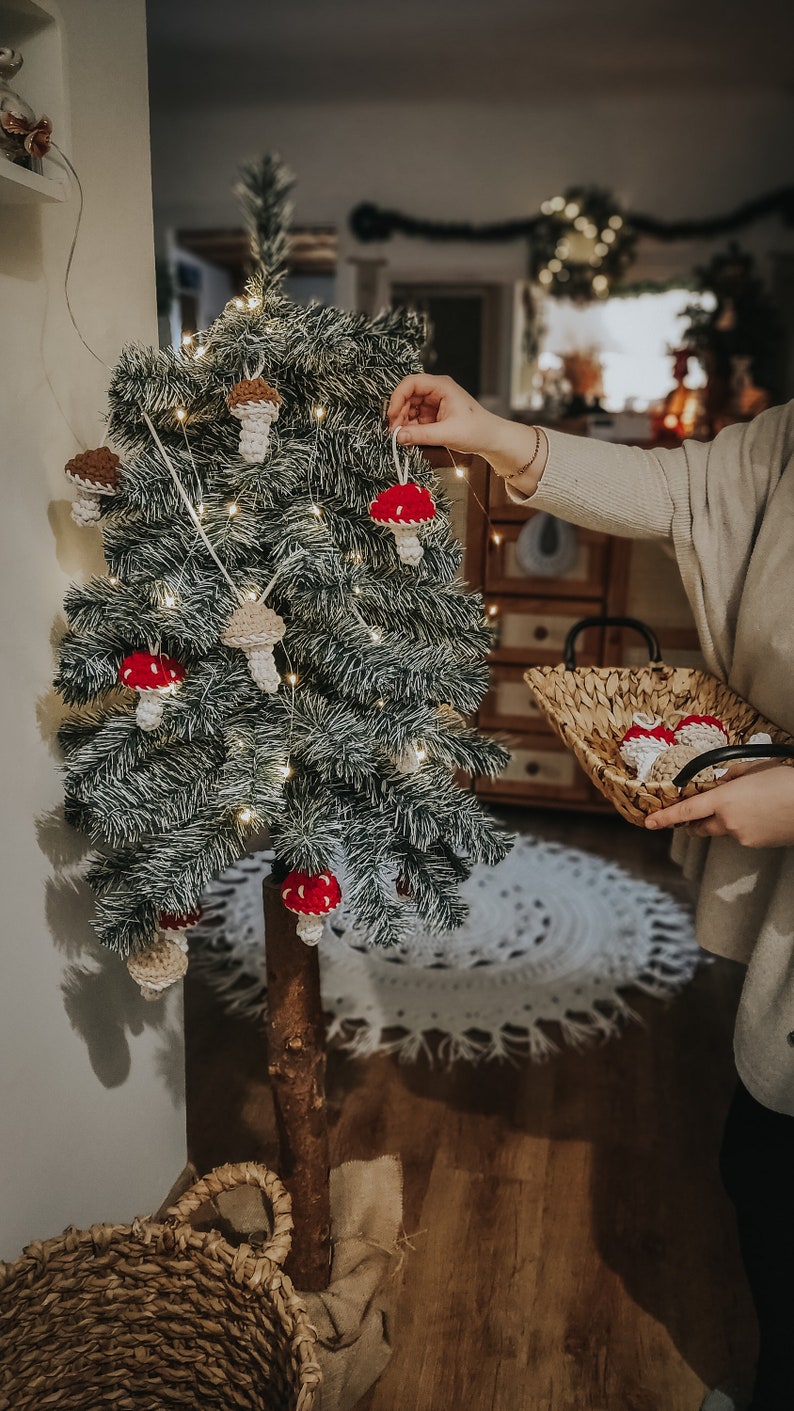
[476,731,591,803]
[480,665,550,733]
[485,517,607,599]
[486,597,603,665]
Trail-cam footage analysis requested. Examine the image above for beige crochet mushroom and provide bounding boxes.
[127,936,188,1001]
[221,600,286,692]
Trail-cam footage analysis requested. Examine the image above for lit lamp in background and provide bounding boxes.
[654,348,702,441]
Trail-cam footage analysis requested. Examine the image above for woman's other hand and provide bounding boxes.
[645,764,794,846]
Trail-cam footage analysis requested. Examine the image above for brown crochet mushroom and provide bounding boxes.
[228,379,282,463]
[64,448,122,526]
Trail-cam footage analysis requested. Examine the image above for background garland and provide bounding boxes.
[350,185,794,246]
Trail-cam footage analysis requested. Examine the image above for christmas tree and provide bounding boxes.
[56,156,510,995]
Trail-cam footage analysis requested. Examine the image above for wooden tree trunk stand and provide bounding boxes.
[262,876,331,1291]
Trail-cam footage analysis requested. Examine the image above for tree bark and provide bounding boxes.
[262,876,331,1290]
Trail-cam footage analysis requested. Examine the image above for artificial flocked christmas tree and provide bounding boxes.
[56,154,511,997]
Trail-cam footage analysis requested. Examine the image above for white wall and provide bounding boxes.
[0,0,185,1258]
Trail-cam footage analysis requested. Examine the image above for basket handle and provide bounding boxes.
[164,1161,293,1271]
[673,742,794,788]
[563,615,662,671]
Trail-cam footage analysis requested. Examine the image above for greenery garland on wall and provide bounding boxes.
[350,185,794,303]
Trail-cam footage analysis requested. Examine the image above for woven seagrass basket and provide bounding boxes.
[0,1162,321,1411]
[526,615,794,827]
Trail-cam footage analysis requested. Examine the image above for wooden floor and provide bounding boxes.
[185,808,757,1411]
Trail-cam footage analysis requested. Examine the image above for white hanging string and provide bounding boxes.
[141,408,303,609]
[391,425,410,485]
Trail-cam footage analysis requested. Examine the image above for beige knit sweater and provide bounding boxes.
[510,401,794,1114]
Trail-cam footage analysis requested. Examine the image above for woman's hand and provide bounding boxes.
[645,764,794,846]
[387,373,548,486]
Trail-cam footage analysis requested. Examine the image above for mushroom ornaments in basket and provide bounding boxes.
[227,377,282,462]
[221,600,286,692]
[118,650,186,731]
[64,447,122,526]
[369,482,437,565]
[281,869,342,946]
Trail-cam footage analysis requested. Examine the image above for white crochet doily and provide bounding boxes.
[191,834,698,1064]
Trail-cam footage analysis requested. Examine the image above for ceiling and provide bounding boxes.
[146,0,794,107]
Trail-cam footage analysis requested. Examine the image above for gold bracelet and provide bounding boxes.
[511,425,544,479]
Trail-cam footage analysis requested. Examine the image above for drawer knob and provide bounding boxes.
[525,761,541,777]
[533,625,549,642]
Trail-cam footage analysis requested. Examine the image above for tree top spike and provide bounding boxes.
[235,153,295,290]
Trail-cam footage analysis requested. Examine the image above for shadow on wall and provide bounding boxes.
[35,512,183,1103]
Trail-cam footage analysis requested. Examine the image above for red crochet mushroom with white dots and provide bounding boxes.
[281,869,342,946]
[369,483,436,565]
[118,650,186,731]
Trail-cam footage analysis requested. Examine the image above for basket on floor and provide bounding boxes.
[526,615,794,827]
[0,1162,321,1411]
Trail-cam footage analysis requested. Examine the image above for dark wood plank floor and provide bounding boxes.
[185,808,757,1411]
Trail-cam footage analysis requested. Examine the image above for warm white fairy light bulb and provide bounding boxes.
[312,404,327,422]
[175,408,187,422]
[196,502,205,518]
[370,627,382,642]
[491,532,502,546]
[279,763,293,779]
[233,297,245,310]
[108,576,120,586]
[415,745,427,762]
[227,502,239,517]
[352,585,361,595]
[247,294,262,309]
[181,333,193,347]
[194,344,207,360]
[454,465,466,479]
[564,201,580,219]
[538,269,553,286]
[487,604,499,617]
[237,806,254,825]
[310,504,323,518]
[245,589,258,601]
[162,590,177,608]
[286,672,299,686]
[608,214,623,230]
[376,698,386,708]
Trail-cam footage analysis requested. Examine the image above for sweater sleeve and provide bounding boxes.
[508,402,794,677]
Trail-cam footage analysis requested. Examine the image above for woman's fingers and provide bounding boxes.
[395,419,451,446]
[645,791,718,830]
[388,375,447,426]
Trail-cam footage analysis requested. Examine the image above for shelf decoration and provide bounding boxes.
[0,48,52,167]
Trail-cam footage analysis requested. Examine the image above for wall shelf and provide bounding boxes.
[0,159,66,202]
[0,0,68,203]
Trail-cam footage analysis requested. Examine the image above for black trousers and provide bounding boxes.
[720,1080,794,1411]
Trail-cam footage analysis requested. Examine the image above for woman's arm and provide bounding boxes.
[388,373,677,542]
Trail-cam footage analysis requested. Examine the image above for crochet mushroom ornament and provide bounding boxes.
[673,714,729,751]
[281,869,342,946]
[618,715,676,782]
[227,378,282,462]
[221,600,285,692]
[127,936,188,1002]
[118,650,186,731]
[369,482,436,566]
[64,447,122,526]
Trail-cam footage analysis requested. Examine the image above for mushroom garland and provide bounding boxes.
[369,482,436,565]
[64,447,122,526]
[118,650,186,731]
[281,869,342,946]
[221,600,286,692]
[227,378,282,462]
